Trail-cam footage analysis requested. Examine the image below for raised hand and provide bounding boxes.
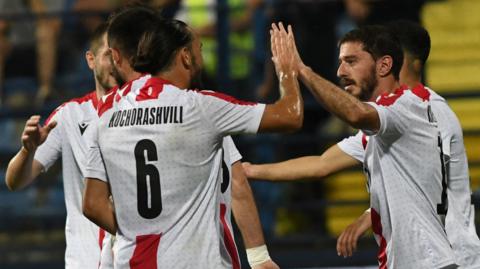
[270,22,297,79]
[286,24,307,73]
[22,115,57,152]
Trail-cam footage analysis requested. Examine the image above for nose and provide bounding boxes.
[337,62,347,79]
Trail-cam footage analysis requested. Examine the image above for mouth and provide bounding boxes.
[340,78,356,92]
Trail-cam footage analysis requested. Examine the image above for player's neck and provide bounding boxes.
[401,75,422,89]
[155,68,190,89]
[371,76,401,101]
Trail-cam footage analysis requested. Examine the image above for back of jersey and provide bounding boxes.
[91,75,264,269]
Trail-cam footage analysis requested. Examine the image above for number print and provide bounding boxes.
[135,139,162,219]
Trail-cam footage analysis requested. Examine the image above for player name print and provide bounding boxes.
[108,106,183,128]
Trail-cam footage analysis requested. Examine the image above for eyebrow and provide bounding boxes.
[339,55,357,62]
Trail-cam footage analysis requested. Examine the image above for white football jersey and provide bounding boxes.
[34,91,113,269]
[85,75,265,269]
[338,86,480,268]
[219,136,243,269]
[338,84,456,268]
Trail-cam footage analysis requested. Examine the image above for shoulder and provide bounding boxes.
[45,90,97,124]
[375,84,430,107]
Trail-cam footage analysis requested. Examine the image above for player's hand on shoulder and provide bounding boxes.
[336,210,372,258]
[252,259,280,269]
[21,115,57,152]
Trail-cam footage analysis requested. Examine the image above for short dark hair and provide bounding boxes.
[339,25,404,80]
[387,20,430,66]
[132,19,193,74]
[89,22,108,54]
[107,5,162,65]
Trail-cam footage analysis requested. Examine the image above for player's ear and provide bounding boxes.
[377,55,393,78]
[85,50,95,70]
[180,47,192,70]
[110,48,121,66]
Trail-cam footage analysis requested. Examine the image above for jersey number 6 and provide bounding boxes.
[135,139,162,219]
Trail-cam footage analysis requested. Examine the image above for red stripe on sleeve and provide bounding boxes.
[220,203,240,269]
[371,208,388,269]
[199,90,257,106]
[129,234,162,269]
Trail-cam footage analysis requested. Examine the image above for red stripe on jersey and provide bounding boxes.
[129,234,162,269]
[135,77,167,102]
[98,89,117,117]
[98,229,106,250]
[98,229,106,268]
[199,90,257,106]
[361,133,368,149]
[220,203,240,269]
[376,84,430,107]
[371,208,388,269]
[45,90,98,125]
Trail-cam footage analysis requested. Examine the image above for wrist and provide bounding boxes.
[21,146,35,155]
[246,244,271,267]
[298,65,311,79]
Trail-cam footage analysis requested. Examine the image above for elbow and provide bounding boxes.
[285,108,304,132]
[346,109,369,130]
[82,196,97,222]
[5,175,22,192]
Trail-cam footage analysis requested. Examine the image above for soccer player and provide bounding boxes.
[5,23,117,269]
[244,24,458,268]
[82,11,302,269]
[335,21,480,268]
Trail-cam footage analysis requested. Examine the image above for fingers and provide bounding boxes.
[337,225,357,258]
[44,120,57,134]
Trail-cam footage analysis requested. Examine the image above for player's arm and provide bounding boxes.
[336,208,372,258]
[257,23,303,133]
[5,115,56,190]
[83,178,117,235]
[230,162,279,269]
[286,26,379,132]
[243,144,360,181]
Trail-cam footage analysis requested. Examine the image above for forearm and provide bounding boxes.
[232,178,265,248]
[299,66,374,129]
[6,148,37,191]
[83,179,118,235]
[260,74,303,132]
[253,156,327,181]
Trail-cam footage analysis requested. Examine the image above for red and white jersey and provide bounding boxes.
[34,91,113,269]
[338,86,480,268]
[85,74,265,269]
[337,84,456,268]
[218,136,243,269]
[429,89,480,268]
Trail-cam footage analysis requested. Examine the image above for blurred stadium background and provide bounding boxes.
[0,0,479,268]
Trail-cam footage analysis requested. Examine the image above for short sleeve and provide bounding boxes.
[222,136,242,164]
[362,101,408,137]
[34,106,64,171]
[337,131,365,163]
[195,91,266,135]
[84,118,108,182]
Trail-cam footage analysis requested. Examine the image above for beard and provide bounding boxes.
[111,64,126,87]
[188,53,204,89]
[109,56,126,86]
[96,68,116,90]
[339,66,377,102]
[358,67,378,101]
